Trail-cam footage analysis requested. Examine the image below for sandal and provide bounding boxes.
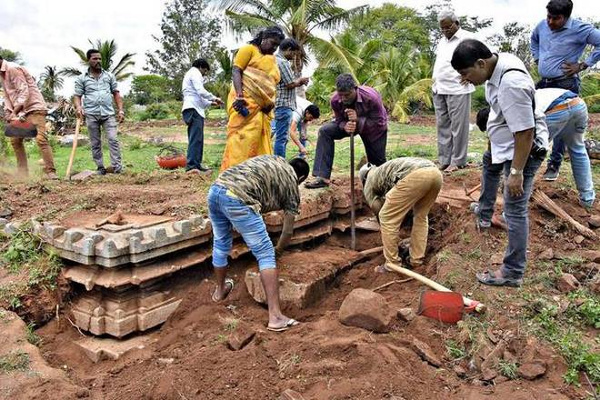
[267,318,300,332]
[374,264,393,273]
[304,178,329,189]
[212,278,234,302]
[476,270,522,287]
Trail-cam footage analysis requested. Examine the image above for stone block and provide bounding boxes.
[71,286,182,338]
[518,361,547,380]
[245,246,360,309]
[70,170,96,181]
[339,288,393,333]
[75,335,153,363]
[557,273,580,293]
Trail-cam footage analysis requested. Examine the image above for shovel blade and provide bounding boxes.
[417,290,464,324]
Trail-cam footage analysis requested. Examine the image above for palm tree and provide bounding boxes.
[39,66,66,102]
[214,0,367,77]
[63,39,135,81]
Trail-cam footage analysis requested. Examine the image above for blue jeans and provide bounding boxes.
[272,107,294,157]
[182,108,205,170]
[207,185,276,270]
[545,102,595,206]
[536,76,580,170]
[477,151,543,279]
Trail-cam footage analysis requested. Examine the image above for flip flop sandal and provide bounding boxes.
[304,178,329,189]
[476,270,522,287]
[212,278,234,303]
[267,318,300,332]
[374,264,393,273]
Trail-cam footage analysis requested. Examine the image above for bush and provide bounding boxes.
[140,103,171,121]
[472,86,487,112]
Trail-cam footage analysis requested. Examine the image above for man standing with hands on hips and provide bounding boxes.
[74,49,125,175]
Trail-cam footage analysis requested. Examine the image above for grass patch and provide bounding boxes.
[522,292,600,385]
[0,351,30,373]
[25,323,42,347]
[498,360,519,380]
[445,339,466,361]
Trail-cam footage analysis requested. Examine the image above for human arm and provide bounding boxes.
[530,26,540,64]
[582,24,600,71]
[284,77,309,89]
[7,69,29,119]
[73,76,85,119]
[73,96,84,119]
[289,119,307,155]
[507,128,534,197]
[275,213,295,256]
[113,91,124,123]
[231,45,255,112]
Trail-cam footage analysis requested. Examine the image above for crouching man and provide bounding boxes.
[360,158,442,271]
[207,155,309,332]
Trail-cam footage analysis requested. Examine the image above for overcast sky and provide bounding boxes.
[2,0,600,97]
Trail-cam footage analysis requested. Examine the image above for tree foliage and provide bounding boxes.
[64,39,136,81]
[145,0,225,99]
[487,22,533,70]
[130,75,174,105]
[38,66,66,102]
[0,47,23,64]
[215,0,367,76]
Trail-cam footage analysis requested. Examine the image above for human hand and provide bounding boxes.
[344,121,356,134]
[345,109,357,122]
[460,76,471,86]
[507,173,524,197]
[261,104,274,114]
[299,144,307,156]
[561,62,584,77]
[76,107,85,120]
[4,112,15,123]
[212,97,224,106]
[298,77,309,86]
[117,110,125,123]
[232,98,247,113]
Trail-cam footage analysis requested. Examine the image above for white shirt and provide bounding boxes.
[181,67,216,118]
[534,88,571,113]
[485,53,549,164]
[432,28,476,95]
[292,97,312,124]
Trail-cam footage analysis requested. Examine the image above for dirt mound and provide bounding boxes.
[4,169,599,399]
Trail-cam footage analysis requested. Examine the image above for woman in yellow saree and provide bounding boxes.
[220,26,285,171]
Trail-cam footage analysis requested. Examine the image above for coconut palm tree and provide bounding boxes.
[63,39,135,81]
[39,66,66,102]
[214,0,367,77]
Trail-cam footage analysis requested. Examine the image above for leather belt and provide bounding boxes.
[546,97,582,115]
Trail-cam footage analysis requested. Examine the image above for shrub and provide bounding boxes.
[140,103,171,121]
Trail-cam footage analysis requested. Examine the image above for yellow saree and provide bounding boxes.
[220,44,280,171]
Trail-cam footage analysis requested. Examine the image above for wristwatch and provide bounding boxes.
[510,168,523,176]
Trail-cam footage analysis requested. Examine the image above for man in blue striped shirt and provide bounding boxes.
[531,0,600,181]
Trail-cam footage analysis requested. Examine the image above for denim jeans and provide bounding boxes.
[207,184,276,270]
[536,76,580,170]
[545,102,595,205]
[86,114,122,171]
[477,151,543,279]
[182,108,205,170]
[272,107,294,157]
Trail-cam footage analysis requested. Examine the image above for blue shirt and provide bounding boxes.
[74,70,118,116]
[531,18,600,79]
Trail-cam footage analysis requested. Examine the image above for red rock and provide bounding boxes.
[339,289,393,333]
[588,215,600,229]
[538,248,554,261]
[454,365,467,377]
[574,235,585,244]
[518,361,547,380]
[588,274,600,295]
[401,337,442,367]
[226,322,256,351]
[557,273,580,293]
[582,250,600,263]
[397,308,415,322]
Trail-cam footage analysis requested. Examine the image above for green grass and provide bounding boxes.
[0,351,30,373]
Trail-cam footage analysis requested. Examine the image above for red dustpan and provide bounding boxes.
[417,290,465,323]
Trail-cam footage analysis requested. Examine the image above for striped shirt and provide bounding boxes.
[275,53,296,109]
[363,157,436,208]
[214,155,300,215]
[74,69,118,117]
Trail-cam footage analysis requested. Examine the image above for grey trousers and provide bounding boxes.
[434,93,471,167]
[86,114,122,171]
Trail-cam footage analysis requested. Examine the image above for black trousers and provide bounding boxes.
[312,121,387,179]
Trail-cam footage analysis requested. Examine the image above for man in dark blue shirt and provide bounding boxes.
[530,0,600,180]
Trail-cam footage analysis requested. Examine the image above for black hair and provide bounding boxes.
[451,39,493,71]
[86,49,101,60]
[192,58,210,70]
[547,0,573,18]
[248,26,285,46]
[336,73,357,92]
[305,104,320,119]
[476,107,490,132]
[289,157,310,183]
[279,38,300,52]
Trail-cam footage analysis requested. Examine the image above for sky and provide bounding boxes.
[2,0,600,97]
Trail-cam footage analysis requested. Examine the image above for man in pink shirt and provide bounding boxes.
[0,55,57,179]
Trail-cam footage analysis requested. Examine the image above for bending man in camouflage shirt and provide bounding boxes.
[360,158,443,271]
[208,155,309,332]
